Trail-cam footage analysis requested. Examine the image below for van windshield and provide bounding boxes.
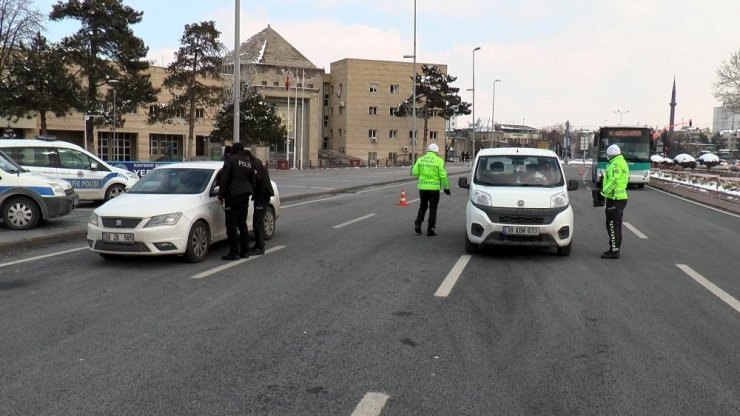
[0,150,25,174]
[474,155,563,187]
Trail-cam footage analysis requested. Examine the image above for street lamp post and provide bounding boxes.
[108,79,119,160]
[471,46,481,157]
[490,79,500,147]
[614,109,629,125]
[402,0,417,165]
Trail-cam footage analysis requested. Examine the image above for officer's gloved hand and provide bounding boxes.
[444,189,451,196]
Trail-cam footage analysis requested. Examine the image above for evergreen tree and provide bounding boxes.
[149,21,225,158]
[0,33,82,134]
[209,88,287,149]
[394,65,471,152]
[50,0,158,150]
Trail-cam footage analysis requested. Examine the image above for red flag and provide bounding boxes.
[285,74,291,90]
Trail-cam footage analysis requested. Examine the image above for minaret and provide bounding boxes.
[669,77,677,132]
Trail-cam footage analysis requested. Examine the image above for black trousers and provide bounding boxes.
[415,190,441,231]
[252,197,266,250]
[224,193,250,255]
[605,198,627,250]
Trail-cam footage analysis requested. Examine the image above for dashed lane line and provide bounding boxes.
[332,214,376,229]
[0,247,88,269]
[191,245,287,279]
[435,255,472,298]
[350,392,390,416]
[676,264,740,314]
[623,222,648,239]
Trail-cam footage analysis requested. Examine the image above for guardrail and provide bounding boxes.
[651,169,740,193]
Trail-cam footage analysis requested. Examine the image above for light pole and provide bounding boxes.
[490,79,500,147]
[614,109,629,125]
[403,0,417,165]
[233,0,241,147]
[471,46,481,157]
[108,79,119,160]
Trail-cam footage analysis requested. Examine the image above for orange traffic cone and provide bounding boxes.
[398,189,408,207]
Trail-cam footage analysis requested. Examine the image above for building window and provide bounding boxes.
[273,81,280,87]
[389,130,398,140]
[324,97,329,106]
[369,106,378,115]
[429,131,439,140]
[389,107,396,116]
[148,105,159,117]
[369,129,377,139]
[307,84,314,88]
[149,134,181,160]
[98,132,134,161]
[369,83,378,93]
[323,115,328,127]
[338,128,343,137]
[195,108,204,119]
[261,81,268,86]
[338,83,343,96]
[390,84,399,94]
[339,106,344,115]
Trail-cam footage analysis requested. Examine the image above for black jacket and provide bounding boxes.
[252,157,274,202]
[218,151,256,199]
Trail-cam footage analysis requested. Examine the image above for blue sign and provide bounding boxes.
[111,161,173,178]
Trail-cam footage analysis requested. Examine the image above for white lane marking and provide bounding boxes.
[435,255,472,298]
[623,222,648,239]
[351,392,390,416]
[333,213,376,229]
[191,245,287,279]
[282,194,347,208]
[407,198,420,204]
[676,264,740,314]
[0,247,88,269]
[356,182,416,194]
[648,186,740,219]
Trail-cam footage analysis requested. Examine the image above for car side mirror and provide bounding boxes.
[210,185,219,197]
[90,162,98,170]
[567,179,578,191]
[458,176,469,189]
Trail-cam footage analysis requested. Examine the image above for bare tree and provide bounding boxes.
[0,0,44,75]
[713,49,740,114]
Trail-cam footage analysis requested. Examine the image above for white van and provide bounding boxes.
[458,148,579,256]
[0,138,139,201]
[0,150,78,230]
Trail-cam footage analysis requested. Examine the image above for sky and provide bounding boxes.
[32,0,740,132]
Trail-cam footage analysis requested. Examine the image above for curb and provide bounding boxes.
[647,178,740,215]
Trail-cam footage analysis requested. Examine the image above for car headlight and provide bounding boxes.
[50,183,66,197]
[472,189,492,206]
[551,192,568,208]
[89,212,100,227]
[144,213,182,228]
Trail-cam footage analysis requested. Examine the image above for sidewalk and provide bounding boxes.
[0,164,472,253]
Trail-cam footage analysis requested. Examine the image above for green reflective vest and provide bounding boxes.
[412,151,449,191]
[601,154,629,200]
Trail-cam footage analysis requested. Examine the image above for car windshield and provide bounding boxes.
[0,150,25,173]
[128,168,213,194]
[474,155,563,187]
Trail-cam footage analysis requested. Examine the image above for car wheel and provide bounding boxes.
[637,184,645,189]
[99,253,122,260]
[557,242,572,256]
[184,220,210,263]
[465,233,478,254]
[263,206,276,240]
[2,196,41,230]
[105,184,126,200]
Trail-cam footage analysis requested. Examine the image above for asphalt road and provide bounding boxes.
[1,167,739,415]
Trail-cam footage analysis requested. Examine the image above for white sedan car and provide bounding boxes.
[86,161,280,262]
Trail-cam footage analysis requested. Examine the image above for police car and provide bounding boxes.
[0,138,138,202]
[0,150,78,230]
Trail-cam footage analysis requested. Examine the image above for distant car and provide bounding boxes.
[86,161,280,262]
[731,159,740,172]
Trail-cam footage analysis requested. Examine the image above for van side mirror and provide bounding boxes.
[458,177,469,189]
[90,162,98,170]
[567,179,579,191]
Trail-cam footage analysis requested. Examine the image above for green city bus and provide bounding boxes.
[591,126,654,188]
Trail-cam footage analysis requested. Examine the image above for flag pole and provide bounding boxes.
[293,68,298,170]
[300,69,305,170]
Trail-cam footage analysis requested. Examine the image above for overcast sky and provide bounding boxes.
[34,0,740,131]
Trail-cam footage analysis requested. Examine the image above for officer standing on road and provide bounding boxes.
[601,144,629,259]
[247,149,274,256]
[412,143,450,236]
[218,142,256,260]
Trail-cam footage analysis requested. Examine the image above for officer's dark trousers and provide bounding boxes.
[415,190,441,231]
[225,193,250,255]
[605,198,627,251]
[252,197,266,250]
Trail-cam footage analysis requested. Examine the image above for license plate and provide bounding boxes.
[502,226,539,236]
[102,232,135,244]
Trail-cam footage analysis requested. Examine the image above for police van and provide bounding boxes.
[0,138,139,202]
[0,150,78,230]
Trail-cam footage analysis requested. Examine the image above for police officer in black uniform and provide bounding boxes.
[218,142,256,260]
[247,150,274,255]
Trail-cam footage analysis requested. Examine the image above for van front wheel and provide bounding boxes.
[3,196,41,230]
[105,184,126,200]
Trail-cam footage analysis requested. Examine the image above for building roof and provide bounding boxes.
[228,25,318,69]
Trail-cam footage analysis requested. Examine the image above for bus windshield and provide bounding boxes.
[596,128,651,163]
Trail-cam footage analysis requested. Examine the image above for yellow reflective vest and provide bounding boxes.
[412,151,449,191]
[601,154,629,200]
